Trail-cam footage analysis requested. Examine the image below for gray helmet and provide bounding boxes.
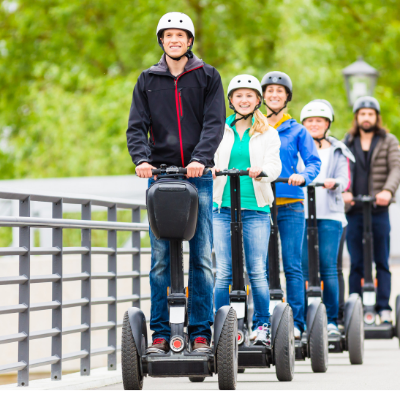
[311,99,335,122]
[353,96,380,114]
[261,71,293,101]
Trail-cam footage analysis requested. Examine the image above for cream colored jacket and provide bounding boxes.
[213,123,282,208]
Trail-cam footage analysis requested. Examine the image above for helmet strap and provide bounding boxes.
[264,100,288,118]
[229,101,261,127]
[313,122,331,148]
[165,49,194,61]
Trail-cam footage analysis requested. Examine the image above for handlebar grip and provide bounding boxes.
[311,182,340,189]
[215,169,268,178]
[274,177,306,187]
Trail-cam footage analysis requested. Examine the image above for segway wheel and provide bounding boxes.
[348,299,364,365]
[395,294,400,347]
[217,308,238,390]
[309,303,328,373]
[238,368,246,373]
[274,306,295,381]
[121,311,143,390]
[189,377,206,382]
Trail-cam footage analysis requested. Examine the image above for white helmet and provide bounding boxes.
[227,75,263,99]
[300,101,333,123]
[156,12,195,41]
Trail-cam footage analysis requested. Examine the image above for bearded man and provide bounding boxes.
[342,96,400,324]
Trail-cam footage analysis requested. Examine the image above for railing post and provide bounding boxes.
[18,196,30,387]
[107,204,117,370]
[81,201,91,375]
[132,206,141,308]
[52,199,63,380]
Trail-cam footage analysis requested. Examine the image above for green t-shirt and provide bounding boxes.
[213,114,270,213]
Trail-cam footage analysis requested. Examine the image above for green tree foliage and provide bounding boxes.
[0,0,399,179]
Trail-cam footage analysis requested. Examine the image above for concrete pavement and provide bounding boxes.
[97,338,400,390]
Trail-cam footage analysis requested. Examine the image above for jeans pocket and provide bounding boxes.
[286,202,304,213]
[255,210,268,216]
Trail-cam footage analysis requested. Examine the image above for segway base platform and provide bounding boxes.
[143,351,214,377]
[238,344,272,368]
[364,324,395,340]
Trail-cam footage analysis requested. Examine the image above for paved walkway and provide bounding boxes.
[97,338,400,390]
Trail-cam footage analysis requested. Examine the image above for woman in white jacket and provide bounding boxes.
[212,75,282,344]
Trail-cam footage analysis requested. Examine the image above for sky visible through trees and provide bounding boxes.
[1,0,399,179]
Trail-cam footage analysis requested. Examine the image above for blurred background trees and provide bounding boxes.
[1,0,399,179]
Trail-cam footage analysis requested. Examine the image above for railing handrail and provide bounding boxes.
[0,189,146,209]
[0,216,148,231]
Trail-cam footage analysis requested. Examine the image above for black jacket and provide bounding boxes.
[126,54,226,168]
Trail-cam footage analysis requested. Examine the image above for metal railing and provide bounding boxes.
[0,189,149,387]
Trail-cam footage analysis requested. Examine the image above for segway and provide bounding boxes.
[215,169,295,381]
[268,178,327,373]
[121,165,238,390]
[352,195,400,345]
[306,183,364,367]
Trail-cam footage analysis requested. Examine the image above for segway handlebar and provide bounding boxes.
[352,194,375,203]
[309,182,340,189]
[215,169,268,178]
[274,177,306,187]
[150,165,210,176]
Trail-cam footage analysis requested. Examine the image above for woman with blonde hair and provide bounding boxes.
[212,75,282,344]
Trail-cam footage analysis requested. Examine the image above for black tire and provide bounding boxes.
[189,377,206,382]
[217,308,238,390]
[309,304,328,373]
[274,306,295,382]
[121,311,143,390]
[348,299,364,365]
[238,368,245,373]
[395,295,400,347]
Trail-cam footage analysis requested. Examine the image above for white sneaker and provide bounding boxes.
[379,310,392,324]
[252,324,271,346]
[294,327,301,340]
[249,328,258,341]
[327,323,341,336]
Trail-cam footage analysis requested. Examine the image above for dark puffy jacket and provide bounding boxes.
[126,54,226,168]
[344,131,400,198]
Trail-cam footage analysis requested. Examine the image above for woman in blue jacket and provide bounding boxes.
[261,71,321,338]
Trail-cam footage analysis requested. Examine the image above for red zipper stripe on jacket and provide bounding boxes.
[179,92,183,117]
[150,125,155,145]
[174,66,203,167]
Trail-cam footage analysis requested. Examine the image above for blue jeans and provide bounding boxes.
[148,172,214,342]
[213,208,271,329]
[275,202,306,332]
[346,211,391,312]
[301,219,343,326]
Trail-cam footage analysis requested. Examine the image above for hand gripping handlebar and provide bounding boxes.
[149,165,210,176]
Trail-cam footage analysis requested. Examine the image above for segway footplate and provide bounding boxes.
[364,324,394,340]
[143,351,214,377]
[238,344,271,368]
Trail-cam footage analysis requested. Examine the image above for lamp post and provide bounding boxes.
[342,57,379,106]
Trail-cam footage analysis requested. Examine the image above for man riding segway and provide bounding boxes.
[342,96,400,332]
[123,13,234,389]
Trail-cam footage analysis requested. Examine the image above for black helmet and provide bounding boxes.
[353,96,380,114]
[261,71,293,101]
[311,99,335,122]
